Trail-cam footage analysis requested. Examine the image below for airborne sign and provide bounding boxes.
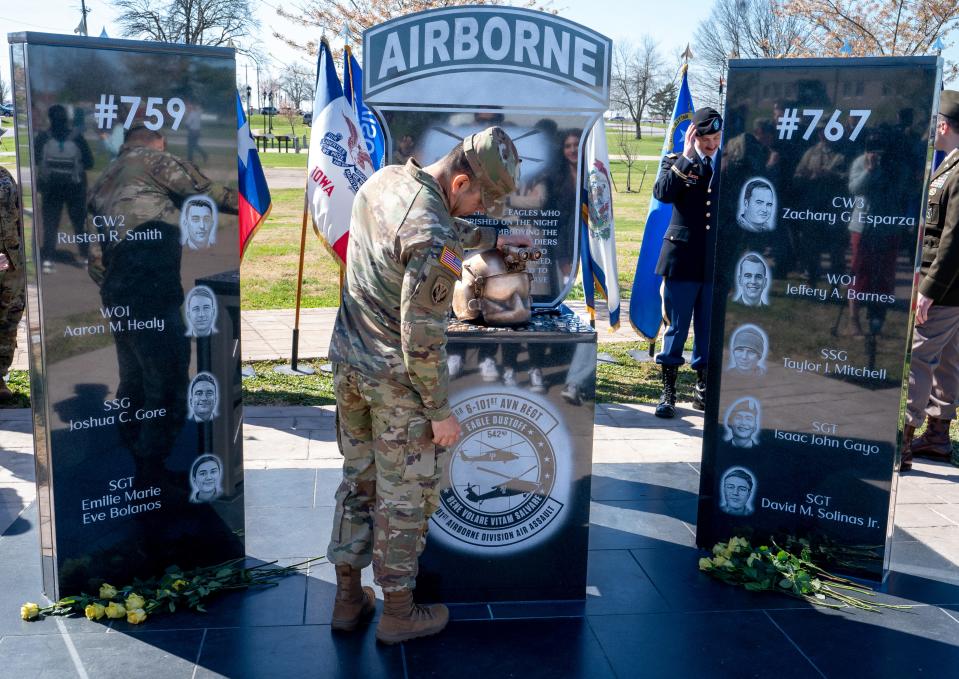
[365,8,610,101]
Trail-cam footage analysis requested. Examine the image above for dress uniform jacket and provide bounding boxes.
[653,152,718,281]
[922,148,959,306]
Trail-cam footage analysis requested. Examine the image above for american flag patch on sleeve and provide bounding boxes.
[439,246,463,277]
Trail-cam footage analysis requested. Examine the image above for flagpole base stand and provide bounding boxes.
[274,364,316,376]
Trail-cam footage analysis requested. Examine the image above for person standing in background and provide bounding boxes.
[0,166,25,400]
[902,91,959,471]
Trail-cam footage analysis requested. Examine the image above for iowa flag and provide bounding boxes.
[629,65,695,338]
[237,93,271,258]
[308,40,375,265]
[344,48,385,173]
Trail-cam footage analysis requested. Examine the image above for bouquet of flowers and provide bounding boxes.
[699,537,909,612]
[20,557,321,624]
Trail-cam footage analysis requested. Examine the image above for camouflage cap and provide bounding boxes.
[463,126,521,217]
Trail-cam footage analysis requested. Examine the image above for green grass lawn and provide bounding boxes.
[605,126,666,158]
[248,113,312,141]
[259,152,308,168]
[240,189,342,309]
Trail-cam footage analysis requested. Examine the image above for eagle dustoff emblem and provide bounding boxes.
[430,387,572,554]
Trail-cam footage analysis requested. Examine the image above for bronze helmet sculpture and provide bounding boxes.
[453,245,542,326]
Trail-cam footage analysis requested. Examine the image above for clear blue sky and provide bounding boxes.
[1,0,954,102]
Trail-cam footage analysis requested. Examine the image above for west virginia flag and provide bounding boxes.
[629,65,695,338]
[237,93,271,258]
[580,117,621,329]
[308,39,375,265]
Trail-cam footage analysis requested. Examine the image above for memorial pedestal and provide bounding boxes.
[418,310,596,603]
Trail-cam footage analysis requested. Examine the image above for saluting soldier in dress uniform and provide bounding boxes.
[0,166,26,400]
[902,90,959,471]
[652,108,723,418]
[326,127,530,644]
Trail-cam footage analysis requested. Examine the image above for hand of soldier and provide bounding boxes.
[916,292,933,326]
[431,414,461,447]
[682,123,698,160]
[496,232,533,250]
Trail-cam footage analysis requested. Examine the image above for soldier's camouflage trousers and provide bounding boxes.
[0,259,26,375]
[327,364,449,592]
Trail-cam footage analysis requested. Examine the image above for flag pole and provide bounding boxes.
[275,179,316,376]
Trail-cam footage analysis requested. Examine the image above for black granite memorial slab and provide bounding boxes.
[9,33,244,598]
[697,56,941,580]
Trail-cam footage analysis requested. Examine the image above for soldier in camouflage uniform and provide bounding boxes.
[327,127,528,644]
[0,166,26,400]
[84,124,237,476]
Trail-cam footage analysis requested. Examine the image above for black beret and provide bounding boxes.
[692,107,723,135]
[941,90,959,120]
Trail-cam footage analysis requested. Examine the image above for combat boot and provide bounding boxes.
[900,423,916,473]
[655,365,678,419]
[692,369,707,411]
[375,589,448,644]
[911,417,954,461]
[331,564,376,632]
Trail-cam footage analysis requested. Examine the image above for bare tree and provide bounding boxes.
[617,126,637,192]
[783,0,959,58]
[280,63,315,112]
[611,37,665,140]
[112,0,258,47]
[691,0,813,108]
[0,78,8,104]
[276,0,553,59]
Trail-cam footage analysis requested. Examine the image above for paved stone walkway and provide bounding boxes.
[1,401,958,677]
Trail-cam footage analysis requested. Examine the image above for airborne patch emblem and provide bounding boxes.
[431,278,451,305]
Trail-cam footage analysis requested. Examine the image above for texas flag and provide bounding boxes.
[237,93,271,258]
[308,39,375,265]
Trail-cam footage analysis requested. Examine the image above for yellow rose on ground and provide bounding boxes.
[126,608,147,624]
[20,602,40,620]
[99,583,118,599]
[105,602,126,619]
[698,557,713,571]
[84,603,106,620]
[125,593,146,610]
[171,579,188,592]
